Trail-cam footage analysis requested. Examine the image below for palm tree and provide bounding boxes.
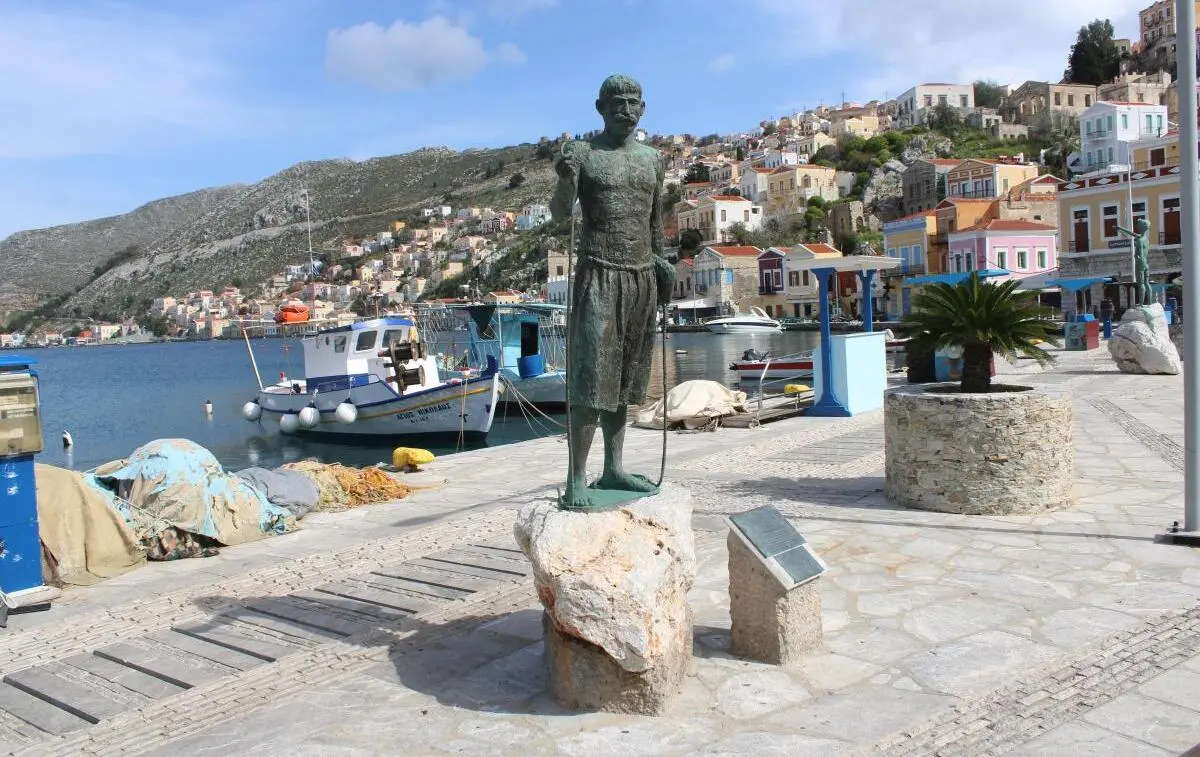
[902,273,1057,393]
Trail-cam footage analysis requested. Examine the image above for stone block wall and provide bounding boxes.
[884,385,1074,515]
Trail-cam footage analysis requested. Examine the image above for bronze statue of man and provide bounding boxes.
[550,74,674,511]
[1116,217,1153,306]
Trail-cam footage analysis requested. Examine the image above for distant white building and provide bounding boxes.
[894,83,975,128]
[1076,100,1169,174]
[763,150,798,170]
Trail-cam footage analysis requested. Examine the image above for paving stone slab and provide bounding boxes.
[373,563,501,593]
[426,548,531,576]
[314,581,430,614]
[94,642,232,689]
[411,555,526,581]
[172,620,303,662]
[145,631,266,673]
[244,597,377,637]
[361,571,473,601]
[62,653,184,701]
[288,589,411,624]
[0,683,89,736]
[218,607,348,643]
[3,667,129,724]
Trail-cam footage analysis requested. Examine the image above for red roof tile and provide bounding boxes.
[706,245,763,257]
[710,194,750,201]
[753,167,774,173]
[797,243,841,255]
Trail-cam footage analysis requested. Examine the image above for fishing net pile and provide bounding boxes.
[281,461,411,511]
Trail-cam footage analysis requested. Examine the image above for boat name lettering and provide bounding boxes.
[396,401,453,419]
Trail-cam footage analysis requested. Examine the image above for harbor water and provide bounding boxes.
[27,329,822,472]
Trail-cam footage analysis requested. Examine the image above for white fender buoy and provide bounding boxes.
[62,430,73,448]
[242,400,263,422]
[203,399,213,416]
[298,405,321,428]
[335,400,358,424]
[279,413,301,434]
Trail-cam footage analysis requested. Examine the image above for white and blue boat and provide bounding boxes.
[420,304,567,410]
[241,316,501,439]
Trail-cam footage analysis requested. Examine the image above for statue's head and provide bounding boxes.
[596,74,644,140]
[1135,218,1150,234]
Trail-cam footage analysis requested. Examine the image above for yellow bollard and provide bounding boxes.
[393,447,435,471]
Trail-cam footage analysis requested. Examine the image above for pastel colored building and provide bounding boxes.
[764,164,840,218]
[692,245,763,314]
[755,247,787,317]
[946,219,1058,279]
[782,243,842,318]
[946,158,1040,200]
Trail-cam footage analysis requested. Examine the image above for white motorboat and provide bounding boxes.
[241,316,501,440]
[705,307,783,334]
[729,348,814,382]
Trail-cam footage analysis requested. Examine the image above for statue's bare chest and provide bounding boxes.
[581,149,658,198]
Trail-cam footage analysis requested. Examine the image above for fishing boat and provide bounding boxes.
[418,303,567,410]
[705,306,783,334]
[728,348,814,382]
[240,316,501,439]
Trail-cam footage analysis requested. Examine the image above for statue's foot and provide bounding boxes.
[560,477,600,511]
[592,470,658,493]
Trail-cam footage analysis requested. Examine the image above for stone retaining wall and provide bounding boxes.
[884,385,1073,515]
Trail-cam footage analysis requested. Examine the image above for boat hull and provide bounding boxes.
[707,323,783,334]
[497,369,567,409]
[731,362,814,382]
[257,373,500,438]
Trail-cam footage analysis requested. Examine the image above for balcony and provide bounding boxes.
[758,284,782,295]
[948,189,997,200]
[881,261,927,276]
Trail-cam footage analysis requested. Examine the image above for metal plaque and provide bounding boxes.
[729,506,805,559]
[774,544,827,586]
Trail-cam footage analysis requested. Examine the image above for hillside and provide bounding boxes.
[0,187,243,316]
[3,144,557,324]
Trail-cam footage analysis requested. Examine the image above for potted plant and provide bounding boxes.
[884,273,1073,515]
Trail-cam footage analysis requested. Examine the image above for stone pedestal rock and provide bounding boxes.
[728,531,822,664]
[1109,304,1182,375]
[513,483,695,714]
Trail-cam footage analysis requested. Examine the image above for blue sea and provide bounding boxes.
[19,329,820,473]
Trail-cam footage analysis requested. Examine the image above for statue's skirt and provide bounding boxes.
[568,256,657,413]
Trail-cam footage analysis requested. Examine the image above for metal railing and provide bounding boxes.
[758,284,782,295]
[948,189,997,199]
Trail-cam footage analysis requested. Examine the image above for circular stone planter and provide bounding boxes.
[884,383,1074,515]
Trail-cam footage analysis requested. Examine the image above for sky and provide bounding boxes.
[0,0,1148,240]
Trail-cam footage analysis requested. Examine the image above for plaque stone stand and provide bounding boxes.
[727,506,826,665]
[513,483,695,715]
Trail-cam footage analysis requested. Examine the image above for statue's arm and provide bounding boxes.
[1115,224,1133,237]
[650,153,665,259]
[550,143,580,223]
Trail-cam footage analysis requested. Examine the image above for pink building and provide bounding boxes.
[946,219,1058,281]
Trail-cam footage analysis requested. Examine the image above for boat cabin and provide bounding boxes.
[302,316,438,396]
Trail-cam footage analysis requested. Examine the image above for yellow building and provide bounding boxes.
[390,220,407,232]
[764,165,839,218]
[945,159,1040,200]
[881,210,938,319]
[1056,133,1184,307]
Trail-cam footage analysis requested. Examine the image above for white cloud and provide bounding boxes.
[325,16,524,92]
[708,54,736,73]
[755,0,1138,97]
[0,3,253,160]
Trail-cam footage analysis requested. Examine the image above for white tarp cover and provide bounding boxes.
[633,380,748,430]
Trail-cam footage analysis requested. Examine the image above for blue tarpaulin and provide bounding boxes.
[1044,277,1112,293]
[904,269,1010,286]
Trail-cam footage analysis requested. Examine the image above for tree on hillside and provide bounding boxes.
[735,145,746,162]
[1064,19,1122,85]
[726,187,741,196]
[679,228,703,255]
[761,122,777,136]
[663,182,683,210]
[508,173,526,189]
[973,80,1006,109]
[683,163,711,184]
[927,103,962,132]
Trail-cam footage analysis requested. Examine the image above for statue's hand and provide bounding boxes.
[653,257,676,307]
[555,141,581,180]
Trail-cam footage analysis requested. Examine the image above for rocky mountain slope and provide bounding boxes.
[3,144,556,323]
[0,187,242,313]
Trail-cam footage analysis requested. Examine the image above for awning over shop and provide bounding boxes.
[670,297,717,310]
[904,269,1009,286]
[1043,276,1112,293]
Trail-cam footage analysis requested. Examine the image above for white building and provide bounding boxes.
[739,167,773,203]
[894,83,975,128]
[1077,101,1170,174]
[782,243,843,318]
[689,194,764,244]
[763,150,798,170]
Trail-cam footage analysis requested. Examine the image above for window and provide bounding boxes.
[720,209,727,222]
[1054,92,1062,106]
[1068,94,1075,106]
[355,330,378,352]
[1085,94,1092,106]
[802,271,810,286]
[773,269,782,287]
[899,245,909,265]
[743,210,750,222]
[912,245,923,267]
[1107,115,1114,132]
[1132,200,1148,228]
[1122,113,1129,130]
[887,247,897,259]
[959,94,968,107]
[1146,114,1154,132]
[1086,121,1093,136]
[1150,147,1166,166]
[938,94,948,106]
[1036,248,1048,268]
[1102,204,1120,237]
[556,265,564,276]
[788,271,799,286]
[333,335,348,353]
[1156,115,1163,134]
[1107,147,1114,164]
[1002,178,1009,192]
[924,95,933,107]
[1016,249,1028,269]
[995,248,1008,270]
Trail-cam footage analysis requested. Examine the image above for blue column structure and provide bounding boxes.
[856,269,876,333]
[808,267,852,417]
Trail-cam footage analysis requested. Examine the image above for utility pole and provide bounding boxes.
[1160,0,1200,545]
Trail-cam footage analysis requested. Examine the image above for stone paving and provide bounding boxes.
[1,346,1199,756]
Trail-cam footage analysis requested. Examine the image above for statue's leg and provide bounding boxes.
[594,405,657,492]
[563,406,599,509]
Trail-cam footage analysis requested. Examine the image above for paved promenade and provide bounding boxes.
[1,346,1199,756]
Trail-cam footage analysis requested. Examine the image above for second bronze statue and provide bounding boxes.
[550,74,675,512]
